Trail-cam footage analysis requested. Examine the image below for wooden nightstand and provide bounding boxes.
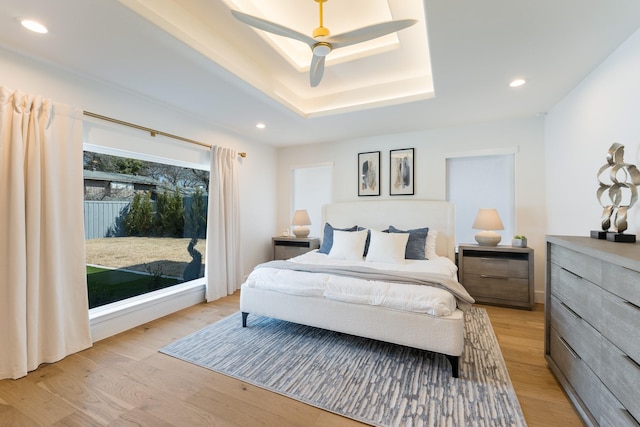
[458,244,534,310]
[272,237,320,260]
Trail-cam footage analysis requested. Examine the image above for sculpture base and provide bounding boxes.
[605,232,636,243]
[590,230,607,239]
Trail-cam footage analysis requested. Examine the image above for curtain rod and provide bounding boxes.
[83,111,246,158]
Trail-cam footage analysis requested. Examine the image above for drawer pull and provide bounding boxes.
[622,409,640,427]
[559,301,581,320]
[625,300,640,312]
[558,336,580,360]
[480,274,508,279]
[561,266,583,280]
[624,354,640,371]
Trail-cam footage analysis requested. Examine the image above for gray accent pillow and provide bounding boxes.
[388,225,429,260]
[318,223,358,254]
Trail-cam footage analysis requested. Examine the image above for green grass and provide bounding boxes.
[87,265,180,309]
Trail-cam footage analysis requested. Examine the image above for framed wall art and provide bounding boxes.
[390,148,414,195]
[358,151,380,196]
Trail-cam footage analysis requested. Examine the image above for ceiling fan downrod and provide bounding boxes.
[313,0,329,38]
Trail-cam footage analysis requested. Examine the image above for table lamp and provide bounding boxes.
[472,208,504,246]
[292,209,311,238]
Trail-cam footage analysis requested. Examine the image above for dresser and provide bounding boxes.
[546,236,640,427]
[272,237,320,260]
[458,244,534,309]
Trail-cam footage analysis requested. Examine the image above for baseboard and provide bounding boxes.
[89,281,206,342]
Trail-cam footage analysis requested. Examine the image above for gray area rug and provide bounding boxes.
[160,307,526,427]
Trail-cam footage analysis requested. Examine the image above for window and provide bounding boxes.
[292,164,333,238]
[446,152,515,248]
[84,151,209,308]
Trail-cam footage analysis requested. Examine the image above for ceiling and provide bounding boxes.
[1,0,640,147]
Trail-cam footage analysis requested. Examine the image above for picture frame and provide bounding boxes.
[390,148,414,195]
[358,151,380,196]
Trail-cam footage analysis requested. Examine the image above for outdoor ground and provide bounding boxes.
[85,237,207,278]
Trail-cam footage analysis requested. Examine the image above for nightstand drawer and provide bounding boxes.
[463,256,528,279]
[462,274,529,302]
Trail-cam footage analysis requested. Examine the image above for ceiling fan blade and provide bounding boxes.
[328,19,417,49]
[230,10,316,46]
[309,54,326,87]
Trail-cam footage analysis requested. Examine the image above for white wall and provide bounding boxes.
[277,117,547,302]
[546,27,640,237]
[0,46,277,281]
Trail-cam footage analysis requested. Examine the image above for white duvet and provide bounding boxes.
[244,251,461,317]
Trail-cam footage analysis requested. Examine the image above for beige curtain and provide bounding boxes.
[205,146,243,302]
[0,87,92,380]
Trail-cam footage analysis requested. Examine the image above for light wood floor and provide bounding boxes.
[0,293,584,426]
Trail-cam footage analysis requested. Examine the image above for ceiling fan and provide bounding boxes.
[231,0,417,87]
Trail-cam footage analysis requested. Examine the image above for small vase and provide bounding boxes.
[512,238,527,247]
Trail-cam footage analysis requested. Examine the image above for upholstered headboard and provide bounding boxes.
[322,200,456,261]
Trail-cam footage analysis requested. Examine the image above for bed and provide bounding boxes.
[240,200,474,377]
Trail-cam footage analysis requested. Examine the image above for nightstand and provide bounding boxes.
[457,244,534,310]
[272,237,320,260]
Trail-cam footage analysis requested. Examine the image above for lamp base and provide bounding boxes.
[475,230,501,246]
[293,226,310,238]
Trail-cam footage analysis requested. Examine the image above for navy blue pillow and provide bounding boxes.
[318,223,358,254]
[388,225,429,260]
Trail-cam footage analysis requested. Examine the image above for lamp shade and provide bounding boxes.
[292,209,311,237]
[472,208,504,246]
[292,210,311,226]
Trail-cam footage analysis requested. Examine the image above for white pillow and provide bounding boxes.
[425,229,438,259]
[328,229,368,261]
[365,229,410,263]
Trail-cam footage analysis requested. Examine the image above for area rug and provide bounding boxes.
[159,307,526,427]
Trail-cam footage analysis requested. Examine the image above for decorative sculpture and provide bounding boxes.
[592,143,640,242]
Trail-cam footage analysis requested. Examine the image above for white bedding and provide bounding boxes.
[244,250,461,317]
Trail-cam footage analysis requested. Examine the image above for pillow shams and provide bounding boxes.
[328,229,369,261]
[365,229,410,263]
[388,225,429,260]
[318,223,358,254]
[425,229,438,259]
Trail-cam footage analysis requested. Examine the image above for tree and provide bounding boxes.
[124,192,154,236]
[185,188,207,238]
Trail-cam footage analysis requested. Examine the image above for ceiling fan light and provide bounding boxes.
[312,42,332,57]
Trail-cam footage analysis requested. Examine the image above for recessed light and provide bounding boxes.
[256,123,266,129]
[19,19,48,34]
[509,78,527,88]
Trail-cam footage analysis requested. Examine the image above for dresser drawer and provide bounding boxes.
[549,262,602,330]
[463,275,529,302]
[602,262,640,308]
[600,341,640,423]
[463,256,528,278]
[550,244,602,285]
[549,327,601,420]
[601,383,640,427]
[601,291,640,364]
[549,295,601,375]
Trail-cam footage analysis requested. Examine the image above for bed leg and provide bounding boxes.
[242,312,248,327]
[446,355,459,378]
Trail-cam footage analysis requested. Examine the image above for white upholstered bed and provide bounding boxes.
[240,200,473,377]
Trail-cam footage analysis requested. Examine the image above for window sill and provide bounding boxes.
[89,280,206,342]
